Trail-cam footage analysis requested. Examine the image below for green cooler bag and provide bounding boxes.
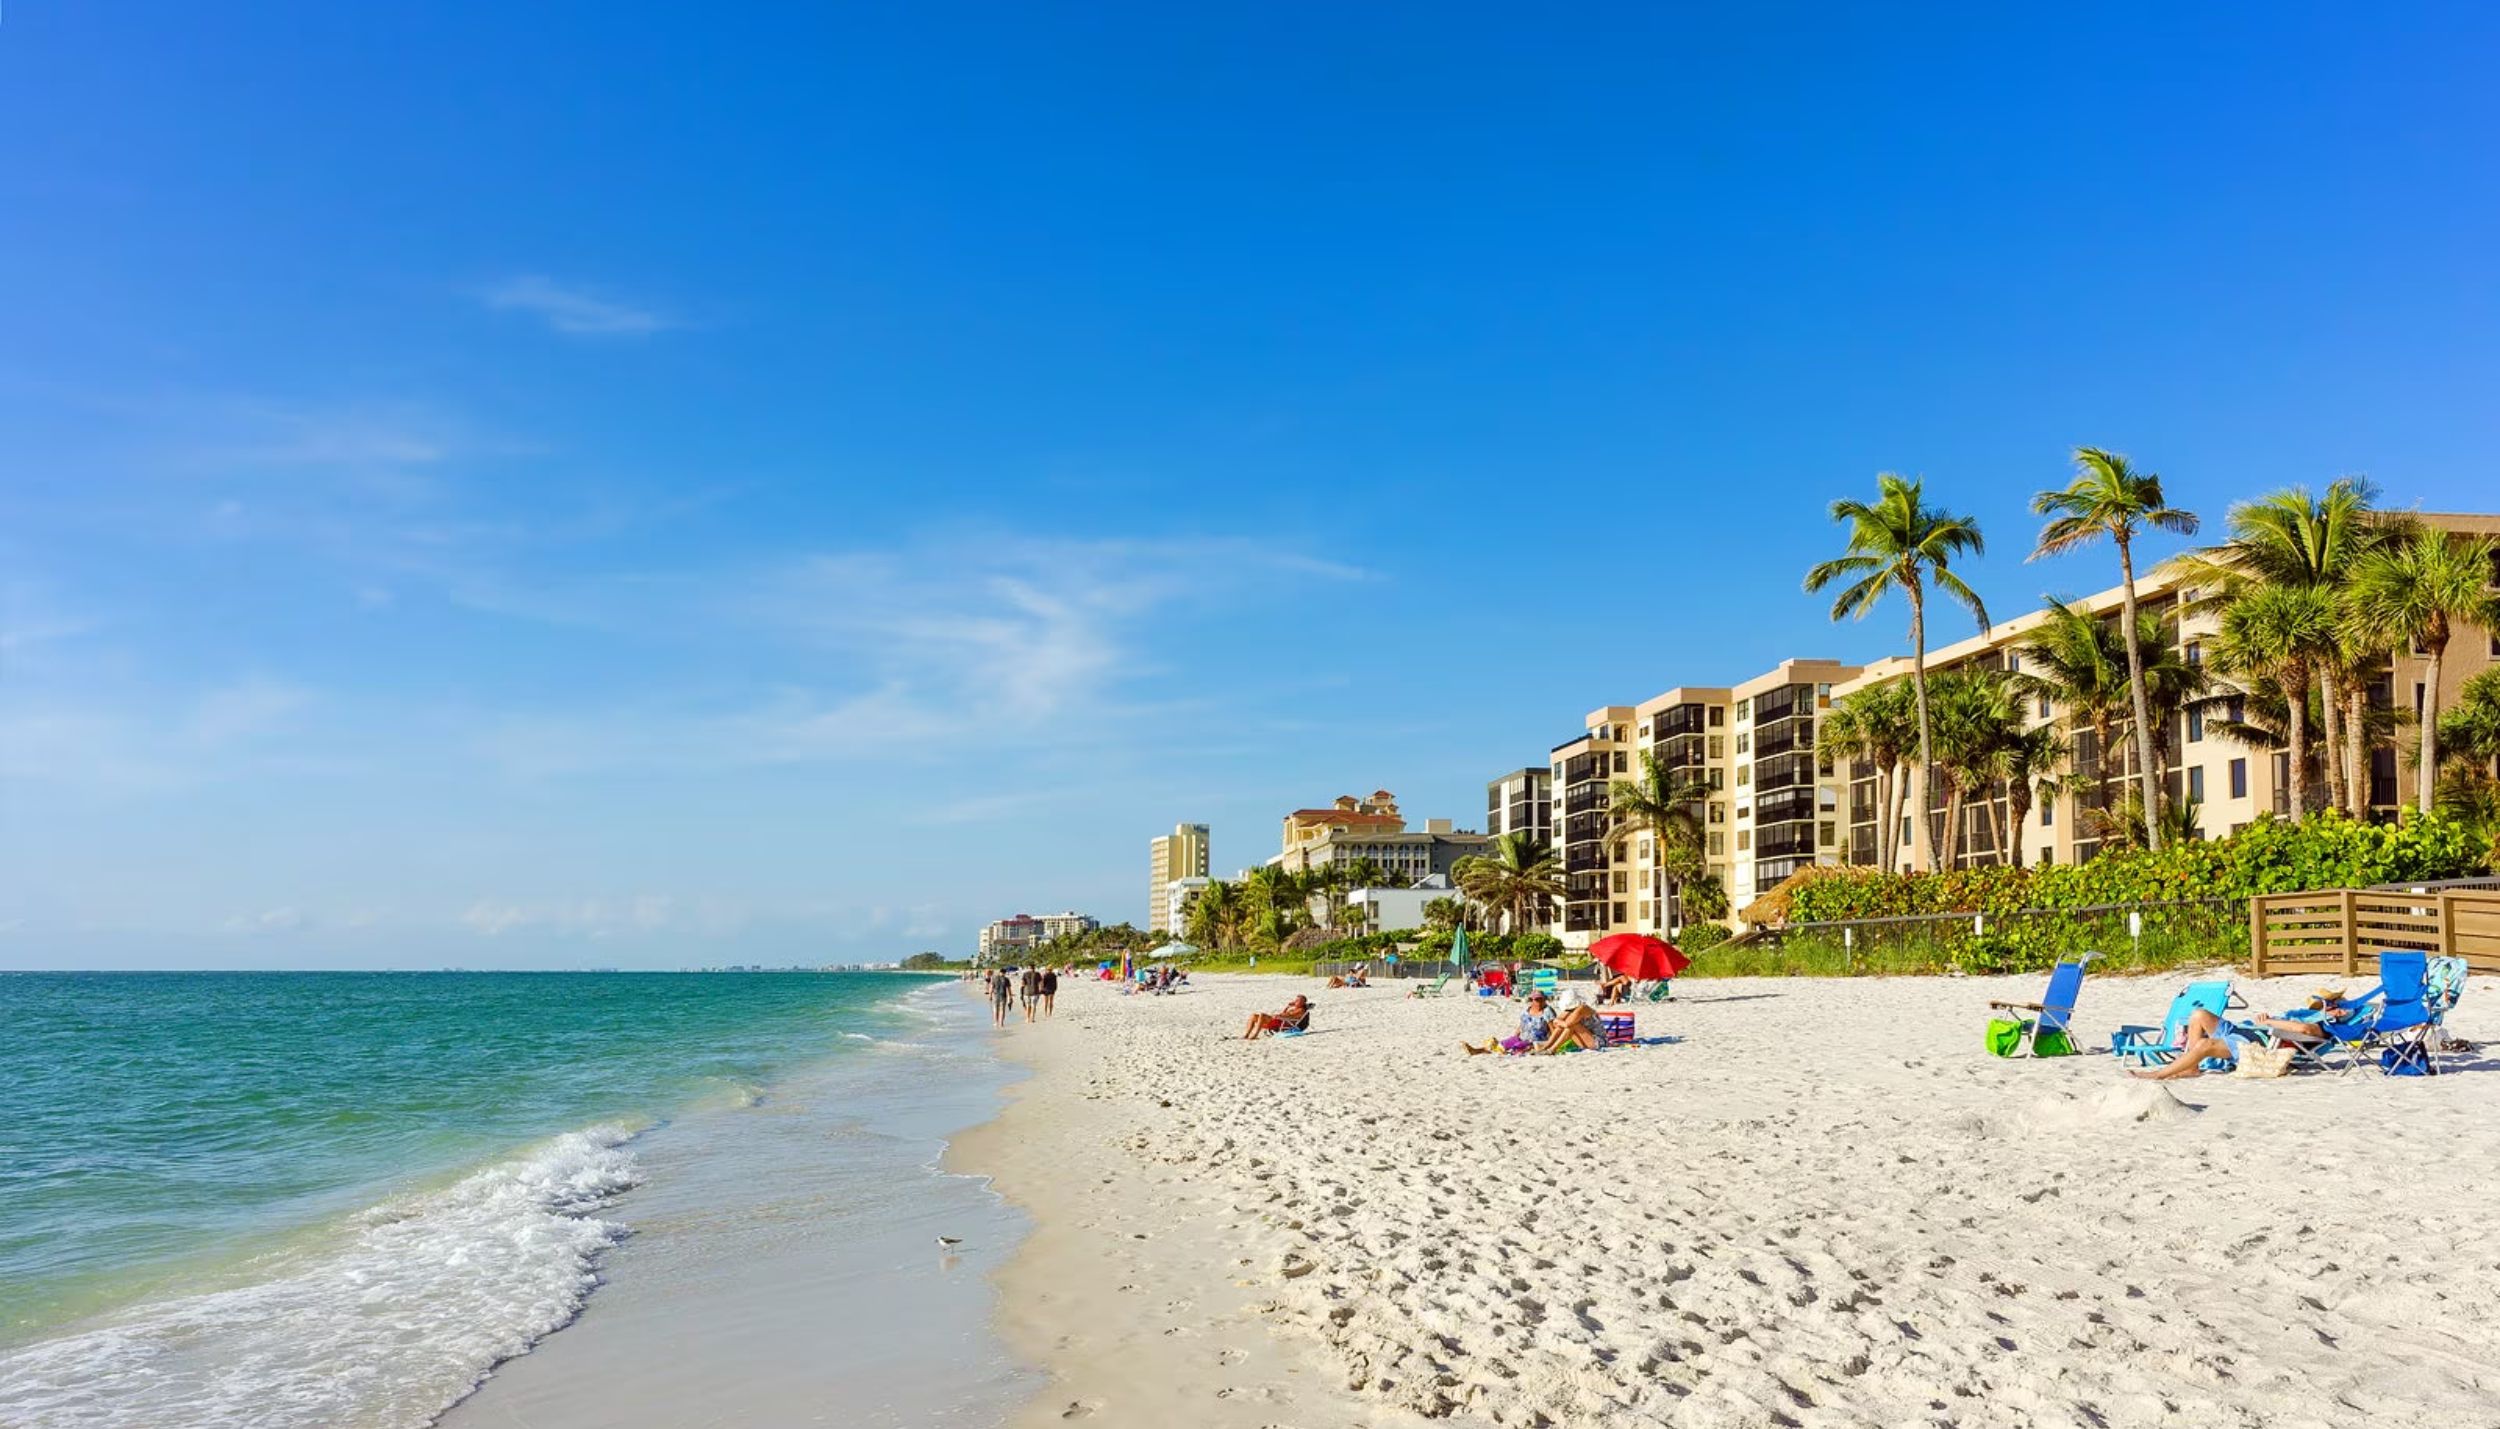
[2031,1027,2077,1057]
[1985,1017,2028,1057]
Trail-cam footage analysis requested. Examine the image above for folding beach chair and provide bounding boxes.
[1411,973,1455,998]
[1529,967,1560,1000]
[2109,980,2243,1070]
[2323,951,2444,1076]
[1985,955,2092,1057]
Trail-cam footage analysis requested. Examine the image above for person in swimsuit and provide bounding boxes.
[1243,995,1310,1039]
[1462,992,1555,1055]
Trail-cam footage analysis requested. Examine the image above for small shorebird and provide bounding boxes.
[935,1236,964,1248]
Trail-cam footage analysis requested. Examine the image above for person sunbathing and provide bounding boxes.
[2129,1005,2235,1080]
[1595,969,1633,1005]
[1462,992,1556,1055]
[1244,996,1311,1039]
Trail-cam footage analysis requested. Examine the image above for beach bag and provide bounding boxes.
[2031,1027,2077,1058]
[1986,1018,2028,1057]
[2232,1046,2295,1079]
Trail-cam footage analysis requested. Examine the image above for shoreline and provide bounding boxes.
[947,977,1393,1428]
[435,979,1033,1429]
[955,967,2500,1427]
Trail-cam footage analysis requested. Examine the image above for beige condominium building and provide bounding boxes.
[1548,658,1861,945]
[976,910,1099,963]
[1271,791,1493,881]
[1829,512,2500,872]
[1146,822,1210,933]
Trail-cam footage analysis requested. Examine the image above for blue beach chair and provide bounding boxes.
[2319,951,2444,1076]
[2110,980,2243,1070]
[1985,955,2093,1056]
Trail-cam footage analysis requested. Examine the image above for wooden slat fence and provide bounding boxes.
[2250,886,2500,975]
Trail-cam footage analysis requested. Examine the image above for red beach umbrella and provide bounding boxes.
[1588,933,1690,981]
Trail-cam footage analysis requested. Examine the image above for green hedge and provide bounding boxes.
[1783,812,2486,924]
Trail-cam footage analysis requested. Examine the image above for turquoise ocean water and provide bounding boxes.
[0,970,1005,1428]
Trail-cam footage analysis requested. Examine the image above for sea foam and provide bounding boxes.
[0,1125,643,1429]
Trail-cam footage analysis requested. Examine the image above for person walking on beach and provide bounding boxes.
[989,968,1012,1028]
[1020,964,1041,1023]
[1040,966,1058,1019]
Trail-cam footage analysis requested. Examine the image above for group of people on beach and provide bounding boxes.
[980,965,1059,1028]
[1460,988,1605,1055]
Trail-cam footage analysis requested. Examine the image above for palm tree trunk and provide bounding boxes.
[1990,785,2011,867]
[2009,785,2031,867]
[1910,584,1935,874]
[2345,683,2370,814]
[1883,761,1907,873]
[2318,671,2348,814]
[2116,538,2165,850]
[2420,638,2445,815]
[1873,765,1893,870]
[1940,777,1963,871]
[2284,668,2311,817]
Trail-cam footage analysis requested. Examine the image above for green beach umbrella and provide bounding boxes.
[1450,926,1471,976]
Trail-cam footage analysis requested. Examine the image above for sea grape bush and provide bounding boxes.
[1782,812,2487,925]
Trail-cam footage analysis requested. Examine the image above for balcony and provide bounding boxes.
[1752,720,1815,761]
[1752,685,1812,726]
[1753,751,1816,794]
[1755,827,1816,859]
[1755,788,1818,826]
[1650,703,1708,740]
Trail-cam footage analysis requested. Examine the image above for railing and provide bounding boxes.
[2249,884,2500,975]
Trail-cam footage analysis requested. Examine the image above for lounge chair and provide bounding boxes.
[1529,967,1560,1000]
[1985,955,2092,1057]
[1410,973,1456,998]
[2320,951,2445,1076]
[2110,980,2244,1069]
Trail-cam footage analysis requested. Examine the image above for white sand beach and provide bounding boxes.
[959,970,2500,1428]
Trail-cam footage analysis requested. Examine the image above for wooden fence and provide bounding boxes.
[2249,886,2500,975]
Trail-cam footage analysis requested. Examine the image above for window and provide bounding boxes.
[1612,872,1627,893]
[1707,802,1724,824]
[1613,751,1627,772]
[2230,758,2247,799]
[1611,902,1626,923]
[2041,800,2053,827]
[2005,655,2020,674]
[2038,848,2054,866]
[1737,831,1751,851]
[1707,769,1724,790]
[1708,736,1724,758]
[1819,820,1836,846]
[1736,733,1750,754]
[2038,694,2052,718]
[2185,641,2203,666]
[1737,765,1750,786]
[1708,707,1724,727]
[2187,708,2204,742]
[2416,682,2427,717]
[1735,698,1750,720]
[2188,766,2205,801]
[1708,832,1724,855]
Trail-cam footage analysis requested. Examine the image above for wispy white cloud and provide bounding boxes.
[482,275,675,337]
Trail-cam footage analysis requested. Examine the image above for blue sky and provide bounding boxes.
[5,4,2497,967]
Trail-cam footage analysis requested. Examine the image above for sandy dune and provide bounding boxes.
[960,969,2500,1428]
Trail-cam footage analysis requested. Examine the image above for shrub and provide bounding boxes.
[1677,923,1733,952]
[1784,811,2487,924]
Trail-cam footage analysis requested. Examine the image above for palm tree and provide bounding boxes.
[1926,669,2022,868]
[1421,896,1468,933]
[2435,764,2500,865]
[2184,479,2391,815]
[1823,681,1918,871]
[2211,583,2341,818]
[1186,880,1251,951]
[2013,598,2132,840]
[1805,473,1989,872]
[1451,833,1565,934]
[2001,720,2067,867]
[2439,669,2500,776]
[1607,751,1710,926]
[2030,447,2200,847]
[2344,527,2500,813]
